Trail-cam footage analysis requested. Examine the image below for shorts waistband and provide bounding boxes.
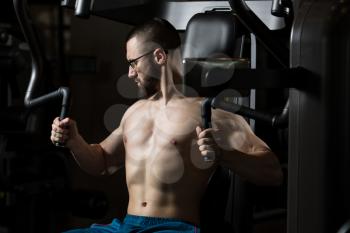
[124,214,196,227]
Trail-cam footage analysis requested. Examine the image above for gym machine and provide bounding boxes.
[0,0,109,232]
[60,0,295,232]
[4,0,350,232]
[60,0,350,232]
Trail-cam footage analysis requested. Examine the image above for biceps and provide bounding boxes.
[100,127,125,167]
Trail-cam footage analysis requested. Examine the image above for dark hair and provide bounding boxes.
[125,17,181,50]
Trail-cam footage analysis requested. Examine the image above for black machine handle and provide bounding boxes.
[75,0,92,18]
[13,0,71,147]
[201,98,214,162]
[211,97,288,128]
[201,98,213,129]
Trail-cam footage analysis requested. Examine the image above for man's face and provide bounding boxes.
[126,36,160,98]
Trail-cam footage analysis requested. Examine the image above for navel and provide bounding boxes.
[142,202,147,207]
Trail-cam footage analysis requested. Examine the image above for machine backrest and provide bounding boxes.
[183,11,244,59]
[183,11,253,233]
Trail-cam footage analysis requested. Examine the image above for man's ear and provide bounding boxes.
[153,48,167,65]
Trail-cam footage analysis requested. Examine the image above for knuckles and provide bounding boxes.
[50,117,74,145]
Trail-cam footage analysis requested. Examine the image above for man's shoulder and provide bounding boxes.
[122,99,148,119]
[130,99,148,108]
[179,97,203,106]
[212,107,240,121]
[212,107,250,133]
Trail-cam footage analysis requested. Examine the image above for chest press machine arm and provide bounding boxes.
[13,0,70,147]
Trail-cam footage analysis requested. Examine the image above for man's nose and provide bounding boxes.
[128,66,136,78]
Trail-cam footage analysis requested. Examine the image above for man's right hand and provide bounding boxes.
[51,117,79,148]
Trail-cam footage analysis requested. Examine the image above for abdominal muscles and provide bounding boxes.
[124,120,215,218]
[123,100,216,219]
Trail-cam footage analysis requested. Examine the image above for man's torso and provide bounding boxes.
[122,97,217,224]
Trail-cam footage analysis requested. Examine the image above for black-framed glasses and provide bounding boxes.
[127,50,155,69]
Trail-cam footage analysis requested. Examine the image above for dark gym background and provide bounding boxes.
[2,0,350,233]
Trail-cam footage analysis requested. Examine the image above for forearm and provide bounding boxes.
[68,134,106,176]
[220,149,283,186]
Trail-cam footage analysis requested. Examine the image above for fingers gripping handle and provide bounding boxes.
[201,98,213,162]
[55,87,71,147]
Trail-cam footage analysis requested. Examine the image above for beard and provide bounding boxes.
[136,61,162,98]
[137,75,160,98]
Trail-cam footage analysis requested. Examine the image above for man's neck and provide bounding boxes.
[157,65,184,105]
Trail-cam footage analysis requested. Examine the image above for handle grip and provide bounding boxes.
[54,87,70,147]
[201,98,214,162]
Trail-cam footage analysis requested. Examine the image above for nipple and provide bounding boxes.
[142,202,147,207]
[171,139,177,145]
[124,137,127,143]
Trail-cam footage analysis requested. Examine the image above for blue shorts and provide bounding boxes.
[62,214,200,233]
